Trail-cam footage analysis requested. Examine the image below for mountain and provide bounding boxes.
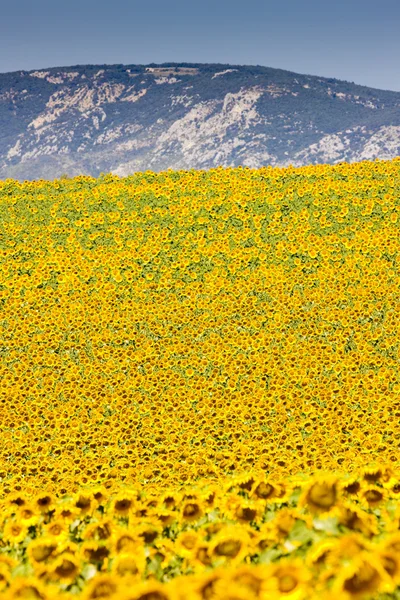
[1,62,400,180]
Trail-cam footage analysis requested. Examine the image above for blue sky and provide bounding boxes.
[1,0,399,91]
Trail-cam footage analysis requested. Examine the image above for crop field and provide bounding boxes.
[1,159,400,598]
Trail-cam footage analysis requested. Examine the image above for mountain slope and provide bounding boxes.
[1,62,400,179]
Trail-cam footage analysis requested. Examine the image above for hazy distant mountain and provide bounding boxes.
[1,62,400,180]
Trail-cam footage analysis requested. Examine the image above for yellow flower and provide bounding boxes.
[111,551,146,578]
[73,492,94,516]
[119,579,172,600]
[299,474,339,514]
[7,576,50,600]
[49,553,81,582]
[180,499,204,523]
[53,502,79,524]
[80,540,110,565]
[264,558,311,600]
[230,564,267,598]
[91,485,109,507]
[27,537,58,565]
[360,484,387,508]
[2,520,28,544]
[82,518,114,542]
[174,530,200,560]
[328,533,371,565]
[270,508,311,543]
[306,538,338,568]
[17,504,40,528]
[340,477,361,496]
[33,492,55,514]
[111,491,136,517]
[333,552,389,599]
[0,563,11,592]
[43,518,69,542]
[6,493,28,511]
[376,547,400,593]
[209,526,250,566]
[338,501,379,537]
[383,532,400,555]
[149,537,176,570]
[83,573,119,600]
[234,499,263,525]
[192,568,229,600]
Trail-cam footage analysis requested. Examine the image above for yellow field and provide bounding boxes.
[1,159,400,598]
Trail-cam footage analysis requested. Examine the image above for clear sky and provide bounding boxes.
[1,0,399,91]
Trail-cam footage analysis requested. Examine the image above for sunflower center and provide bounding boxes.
[279,574,298,593]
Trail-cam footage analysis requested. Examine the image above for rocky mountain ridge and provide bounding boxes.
[1,62,400,179]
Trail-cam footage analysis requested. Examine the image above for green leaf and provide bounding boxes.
[288,519,315,545]
[312,516,340,535]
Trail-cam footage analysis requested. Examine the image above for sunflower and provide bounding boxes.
[338,501,379,537]
[27,537,58,565]
[149,537,176,570]
[0,555,17,571]
[198,484,219,509]
[53,502,79,524]
[6,492,28,510]
[119,579,171,600]
[305,538,338,569]
[80,540,110,566]
[111,491,136,518]
[212,579,257,600]
[83,573,119,600]
[153,508,177,528]
[7,576,49,600]
[333,552,390,599]
[252,522,276,553]
[188,542,213,572]
[209,526,250,567]
[263,558,311,600]
[236,499,264,525]
[220,492,242,520]
[175,530,200,559]
[17,504,40,528]
[82,518,114,542]
[340,477,361,496]
[327,533,372,566]
[383,532,400,555]
[180,499,204,523]
[111,551,146,578]
[376,547,400,593]
[252,478,289,503]
[160,489,182,510]
[360,484,387,508]
[111,525,142,555]
[91,485,109,508]
[299,474,339,515]
[43,518,69,542]
[0,563,11,593]
[228,472,257,494]
[167,574,200,600]
[55,539,79,559]
[361,465,384,483]
[73,492,94,517]
[2,520,29,545]
[384,478,400,498]
[230,564,267,598]
[270,508,312,543]
[33,492,55,514]
[362,464,393,484]
[193,568,228,600]
[49,553,81,582]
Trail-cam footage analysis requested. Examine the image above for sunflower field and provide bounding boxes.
[1,159,400,598]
